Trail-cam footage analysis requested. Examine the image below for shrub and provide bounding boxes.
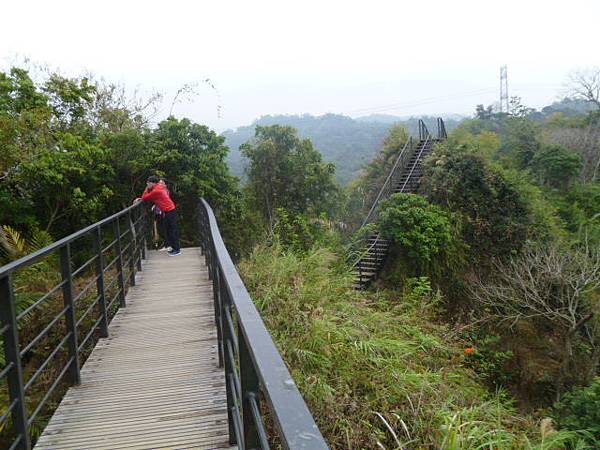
[553,378,600,444]
[530,144,582,189]
[421,143,531,262]
[378,193,453,270]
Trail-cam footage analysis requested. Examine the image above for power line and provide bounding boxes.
[346,87,498,115]
[337,82,562,118]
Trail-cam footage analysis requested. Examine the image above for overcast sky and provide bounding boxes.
[2,0,599,131]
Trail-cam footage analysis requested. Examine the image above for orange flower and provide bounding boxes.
[464,347,474,354]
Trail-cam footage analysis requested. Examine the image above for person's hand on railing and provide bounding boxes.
[132,198,142,205]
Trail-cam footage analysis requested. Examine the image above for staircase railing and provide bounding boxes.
[398,132,432,193]
[198,199,328,450]
[437,117,447,140]
[0,204,148,450]
[360,137,413,228]
[352,119,434,281]
[352,119,446,286]
[419,119,430,141]
[361,119,432,229]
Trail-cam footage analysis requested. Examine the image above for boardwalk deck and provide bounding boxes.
[34,247,232,450]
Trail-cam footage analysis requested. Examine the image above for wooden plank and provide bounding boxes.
[34,247,234,449]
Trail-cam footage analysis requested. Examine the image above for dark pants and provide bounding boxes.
[164,210,180,251]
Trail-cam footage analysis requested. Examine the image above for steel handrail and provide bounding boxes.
[0,203,148,450]
[351,137,432,270]
[398,133,432,193]
[361,137,413,228]
[0,204,139,278]
[352,119,433,273]
[198,199,328,450]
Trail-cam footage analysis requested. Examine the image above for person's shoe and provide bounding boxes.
[167,249,182,257]
[158,246,172,252]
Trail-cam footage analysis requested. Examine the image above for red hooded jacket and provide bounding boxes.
[141,184,175,212]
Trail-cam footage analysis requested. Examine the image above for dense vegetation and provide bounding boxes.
[2,62,599,449]
[236,91,600,447]
[0,66,244,445]
[0,67,242,245]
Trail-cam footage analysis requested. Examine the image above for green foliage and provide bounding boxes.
[500,117,541,168]
[239,244,581,449]
[421,143,531,262]
[0,66,244,248]
[553,378,600,444]
[0,225,56,367]
[43,74,95,129]
[272,208,338,253]
[556,183,600,244]
[464,335,515,388]
[378,193,453,268]
[446,128,501,160]
[17,135,115,231]
[499,168,564,242]
[530,144,582,189]
[146,117,242,244]
[241,125,340,230]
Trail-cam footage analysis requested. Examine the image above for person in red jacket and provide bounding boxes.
[135,175,181,256]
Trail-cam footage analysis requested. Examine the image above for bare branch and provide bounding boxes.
[566,67,600,109]
[469,242,600,335]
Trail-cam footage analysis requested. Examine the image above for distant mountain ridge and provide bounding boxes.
[222,113,462,184]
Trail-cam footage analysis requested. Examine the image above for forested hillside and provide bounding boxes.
[222,113,462,184]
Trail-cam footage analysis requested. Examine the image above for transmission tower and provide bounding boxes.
[499,65,509,113]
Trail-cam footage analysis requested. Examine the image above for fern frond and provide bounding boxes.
[0,225,27,258]
[29,229,53,251]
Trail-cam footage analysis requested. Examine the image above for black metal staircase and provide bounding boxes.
[352,118,447,288]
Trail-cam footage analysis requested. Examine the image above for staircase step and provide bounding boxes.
[367,238,389,244]
[354,270,377,277]
[361,255,385,261]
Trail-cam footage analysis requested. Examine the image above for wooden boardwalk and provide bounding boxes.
[34,248,232,450]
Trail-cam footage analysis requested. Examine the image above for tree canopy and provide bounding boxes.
[241,125,340,231]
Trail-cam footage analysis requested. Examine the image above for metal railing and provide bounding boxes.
[398,133,432,194]
[437,117,447,140]
[361,119,435,229]
[0,204,147,450]
[418,119,429,141]
[361,137,414,228]
[198,199,328,450]
[353,135,432,281]
[353,119,441,284]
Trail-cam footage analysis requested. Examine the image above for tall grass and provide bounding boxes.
[239,244,591,449]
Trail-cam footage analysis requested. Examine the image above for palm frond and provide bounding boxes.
[0,225,27,259]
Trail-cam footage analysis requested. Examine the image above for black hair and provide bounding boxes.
[147,175,160,183]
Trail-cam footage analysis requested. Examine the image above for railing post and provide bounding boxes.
[133,208,142,272]
[93,227,109,338]
[59,244,81,386]
[239,331,261,449]
[222,295,238,445]
[127,210,136,287]
[0,274,31,450]
[140,209,147,263]
[114,218,127,308]
[214,268,224,368]
[207,239,214,281]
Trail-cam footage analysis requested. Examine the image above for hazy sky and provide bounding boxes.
[2,0,599,131]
